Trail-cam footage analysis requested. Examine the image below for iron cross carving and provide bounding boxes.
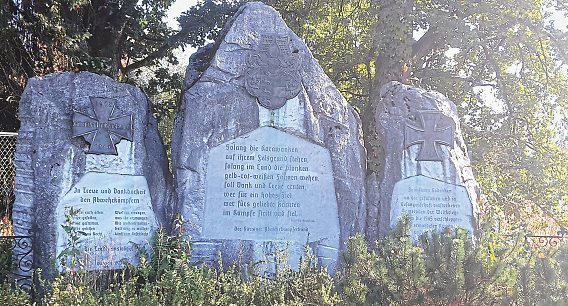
[245,34,302,110]
[404,110,454,161]
[72,97,133,155]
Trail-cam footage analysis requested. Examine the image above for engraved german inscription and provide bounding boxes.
[203,127,339,242]
[56,173,158,271]
[390,176,474,239]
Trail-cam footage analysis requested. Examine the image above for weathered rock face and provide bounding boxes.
[12,72,174,278]
[367,82,480,240]
[172,2,366,272]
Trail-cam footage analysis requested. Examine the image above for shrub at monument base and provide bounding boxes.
[0,239,10,272]
[337,220,568,305]
[1,221,567,305]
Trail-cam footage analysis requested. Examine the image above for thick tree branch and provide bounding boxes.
[122,20,198,74]
[411,26,440,60]
[122,2,240,75]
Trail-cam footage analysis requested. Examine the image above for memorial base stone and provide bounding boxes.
[12,72,173,278]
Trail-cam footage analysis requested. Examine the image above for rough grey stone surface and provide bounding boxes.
[367,81,480,239]
[172,2,366,271]
[12,72,174,278]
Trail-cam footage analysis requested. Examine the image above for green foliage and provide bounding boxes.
[0,238,11,273]
[44,272,98,305]
[0,282,28,306]
[267,0,568,231]
[2,0,566,234]
[515,246,568,305]
[37,221,341,306]
[2,220,568,305]
[337,218,427,306]
[0,0,239,131]
[419,228,517,305]
[267,0,376,111]
[1,1,568,301]
[58,207,87,272]
[337,219,568,306]
[409,0,568,232]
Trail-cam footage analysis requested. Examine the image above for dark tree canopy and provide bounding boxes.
[0,0,242,131]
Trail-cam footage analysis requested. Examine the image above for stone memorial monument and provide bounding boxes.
[172,2,366,273]
[367,82,480,239]
[12,72,173,277]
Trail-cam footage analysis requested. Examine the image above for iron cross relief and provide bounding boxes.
[404,110,455,161]
[72,97,133,155]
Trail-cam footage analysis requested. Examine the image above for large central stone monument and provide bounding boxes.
[172,2,366,272]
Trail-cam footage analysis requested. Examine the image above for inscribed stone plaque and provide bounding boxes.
[390,175,474,238]
[56,172,158,270]
[203,127,339,243]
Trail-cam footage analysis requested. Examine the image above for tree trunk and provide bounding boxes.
[363,0,413,177]
[363,0,413,240]
[85,0,137,78]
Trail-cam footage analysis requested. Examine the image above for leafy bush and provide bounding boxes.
[336,218,426,305]
[0,238,11,272]
[40,218,339,306]
[0,282,28,305]
[1,218,567,305]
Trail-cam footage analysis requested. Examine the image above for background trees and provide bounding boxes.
[0,0,240,132]
[0,0,566,233]
[270,0,568,234]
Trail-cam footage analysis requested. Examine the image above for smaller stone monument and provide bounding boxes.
[12,72,173,277]
[367,82,480,239]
